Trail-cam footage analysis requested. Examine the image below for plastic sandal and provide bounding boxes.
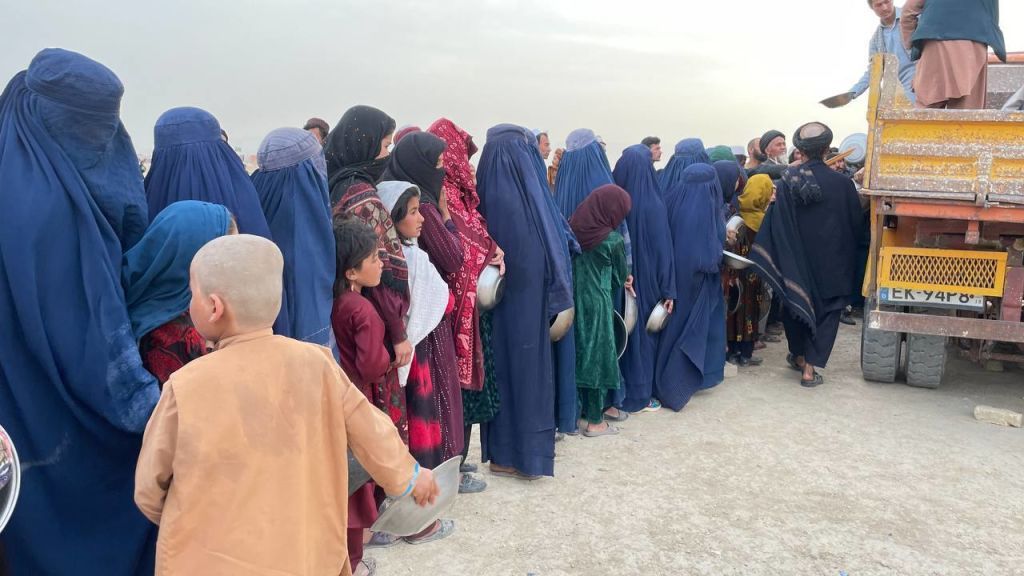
[354,558,377,576]
[459,474,487,494]
[582,423,620,438]
[603,408,629,422]
[488,463,540,481]
[365,531,401,550]
[786,354,803,372]
[800,372,824,388]
[404,519,455,545]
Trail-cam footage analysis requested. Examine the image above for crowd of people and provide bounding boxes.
[0,2,1010,573]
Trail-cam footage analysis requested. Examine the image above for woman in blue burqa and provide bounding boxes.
[476,124,575,479]
[553,128,633,424]
[251,127,335,347]
[612,144,677,413]
[654,163,728,411]
[145,106,271,239]
[658,137,710,192]
[0,49,160,575]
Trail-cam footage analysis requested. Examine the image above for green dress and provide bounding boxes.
[572,232,628,424]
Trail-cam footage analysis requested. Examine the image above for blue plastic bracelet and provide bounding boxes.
[399,462,420,498]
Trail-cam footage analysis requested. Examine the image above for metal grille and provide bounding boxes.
[879,248,1007,297]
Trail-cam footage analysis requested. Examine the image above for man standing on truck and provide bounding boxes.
[901,0,1006,109]
[749,122,864,388]
[849,0,918,105]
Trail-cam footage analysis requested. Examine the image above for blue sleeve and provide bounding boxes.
[849,31,878,98]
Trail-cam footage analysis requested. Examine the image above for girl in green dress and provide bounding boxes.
[568,184,633,437]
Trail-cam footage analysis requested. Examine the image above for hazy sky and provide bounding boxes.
[5,1,1022,162]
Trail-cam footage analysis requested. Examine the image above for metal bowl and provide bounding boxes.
[723,250,755,270]
[549,307,575,342]
[0,425,20,533]
[476,265,505,312]
[613,310,628,359]
[371,456,461,537]
[646,302,670,333]
[623,291,638,334]
[839,133,868,165]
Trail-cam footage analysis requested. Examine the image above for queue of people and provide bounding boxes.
[2,47,863,576]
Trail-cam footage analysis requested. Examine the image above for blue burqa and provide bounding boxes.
[477,124,575,476]
[659,138,710,192]
[252,127,335,347]
[613,145,677,412]
[553,128,613,219]
[0,48,159,575]
[122,201,231,341]
[654,164,727,411]
[145,106,271,239]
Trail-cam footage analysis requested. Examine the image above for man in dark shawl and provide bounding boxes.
[749,122,864,387]
[477,124,575,479]
[746,129,789,180]
[0,48,159,576]
[613,145,676,413]
[654,164,728,411]
[145,107,272,239]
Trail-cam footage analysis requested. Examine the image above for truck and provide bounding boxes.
[860,54,1024,389]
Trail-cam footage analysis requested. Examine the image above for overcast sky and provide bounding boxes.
[5,1,1022,162]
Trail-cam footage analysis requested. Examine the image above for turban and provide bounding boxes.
[759,130,785,154]
[792,122,834,154]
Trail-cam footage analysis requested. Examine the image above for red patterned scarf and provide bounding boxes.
[427,118,494,391]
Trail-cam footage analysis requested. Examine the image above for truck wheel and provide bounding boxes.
[861,310,903,383]
[905,333,947,389]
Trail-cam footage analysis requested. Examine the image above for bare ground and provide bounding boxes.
[374,325,1024,575]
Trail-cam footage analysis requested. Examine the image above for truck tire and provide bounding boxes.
[861,311,902,383]
[905,333,947,389]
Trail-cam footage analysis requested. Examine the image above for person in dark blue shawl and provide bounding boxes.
[251,127,335,348]
[654,163,728,411]
[613,144,677,413]
[0,48,159,576]
[658,138,710,192]
[477,124,575,479]
[145,106,271,239]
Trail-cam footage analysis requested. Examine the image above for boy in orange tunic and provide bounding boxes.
[135,234,438,576]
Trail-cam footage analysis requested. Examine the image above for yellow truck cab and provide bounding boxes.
[861,54,1024,388]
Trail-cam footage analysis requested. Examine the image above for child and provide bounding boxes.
[568,184,632,437]
[331,214,404,575]
[135,234,438,576]
[122,200,237,385]
[375,181,456,545]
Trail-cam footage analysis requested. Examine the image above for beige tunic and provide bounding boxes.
[135,329,415,576]
[902,0,989,109]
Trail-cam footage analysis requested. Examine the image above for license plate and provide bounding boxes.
[879,287,985,312]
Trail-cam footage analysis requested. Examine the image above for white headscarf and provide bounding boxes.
[376,181,449,386]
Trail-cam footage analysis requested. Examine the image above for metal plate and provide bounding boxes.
[723,251,754,270]
[0,425,20,533]
[371,456,461,537]
[880,287,985,312]
[646,302,670,333]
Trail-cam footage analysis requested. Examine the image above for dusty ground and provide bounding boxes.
[374,325,1024,575]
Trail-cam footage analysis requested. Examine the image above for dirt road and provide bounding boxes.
[374,325,1024,575]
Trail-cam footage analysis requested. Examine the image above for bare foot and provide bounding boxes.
[588,422,609,434]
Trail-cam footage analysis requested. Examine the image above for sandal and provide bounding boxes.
[354,558,377,576]
[800,372,824,388]
[488,463,541,481]
[459,474,487,494]
[582,423,620,438]
[786,354,803,372]
[365,531,401,550]
[603,408,629,422]
[404,519,455,545]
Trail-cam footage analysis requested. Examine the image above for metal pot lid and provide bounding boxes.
[0,425,21,533]
[476,265,505,312]
[839,133,868,165]
[613,310,629,359]
[646,302,670,333]
[723,250,754,270]
[371,456,461,537]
